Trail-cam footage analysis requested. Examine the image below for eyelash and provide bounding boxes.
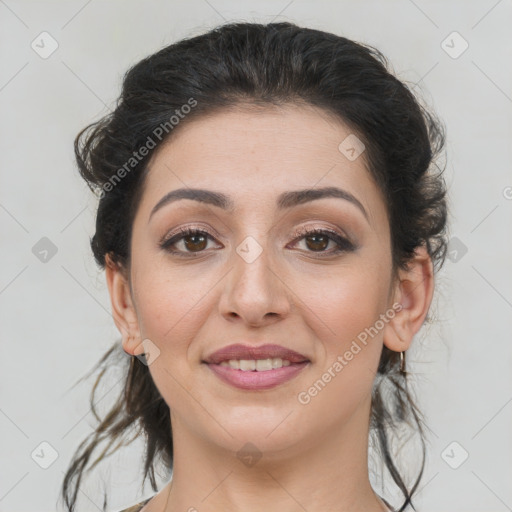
[159,226,355,258]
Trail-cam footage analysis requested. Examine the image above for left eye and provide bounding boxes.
[290,228,355,254]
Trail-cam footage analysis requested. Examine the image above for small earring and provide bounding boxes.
[399,350,406,374]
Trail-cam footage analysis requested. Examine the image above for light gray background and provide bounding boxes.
[1,1,511,511]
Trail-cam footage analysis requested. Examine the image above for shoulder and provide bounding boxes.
[116,497,151,512]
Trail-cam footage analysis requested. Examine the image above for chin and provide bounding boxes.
[209,409,308,453]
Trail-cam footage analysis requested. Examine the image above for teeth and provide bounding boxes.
[256,359,272,371]
[218,358,292,371]
[240,359,256,371]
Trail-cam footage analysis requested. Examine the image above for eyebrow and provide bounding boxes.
[148,186,369,222]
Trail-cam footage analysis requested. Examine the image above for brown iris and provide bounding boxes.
[304,233,329,251]
[184,233,208,252]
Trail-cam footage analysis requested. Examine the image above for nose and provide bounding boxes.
[218,240,292,327]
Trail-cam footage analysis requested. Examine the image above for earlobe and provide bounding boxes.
[383,246,434,352]
[105,253,143,356]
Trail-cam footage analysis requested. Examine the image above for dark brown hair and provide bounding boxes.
[61,21,447,511]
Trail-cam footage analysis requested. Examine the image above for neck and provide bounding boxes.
[160,395,389,512]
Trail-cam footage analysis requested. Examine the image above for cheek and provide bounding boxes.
[297,260,391,349]
[130,263,218,410]
[294,269,390,426]
[131,262,213,354]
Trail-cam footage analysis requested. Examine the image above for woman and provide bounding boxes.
[61,21,447,512]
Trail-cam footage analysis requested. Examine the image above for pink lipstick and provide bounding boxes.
[203,343,310,390]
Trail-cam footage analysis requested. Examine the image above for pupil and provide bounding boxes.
[306,234,328,251]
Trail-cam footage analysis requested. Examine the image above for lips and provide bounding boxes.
[202,343,309,365]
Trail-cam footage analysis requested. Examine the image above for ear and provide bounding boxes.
[105,253,144,356]
[383,245,434,352]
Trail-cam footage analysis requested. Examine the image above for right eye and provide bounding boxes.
[159,227,222,256]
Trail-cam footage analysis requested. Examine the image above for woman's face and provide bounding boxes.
[118,104,399,456]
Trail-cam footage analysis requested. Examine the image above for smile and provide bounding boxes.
[205,360,309,390]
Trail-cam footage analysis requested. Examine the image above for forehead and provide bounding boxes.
[139,104,385,221]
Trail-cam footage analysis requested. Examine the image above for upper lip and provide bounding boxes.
[203,344,310,364]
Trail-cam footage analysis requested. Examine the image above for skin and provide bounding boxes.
[106,104,434,512]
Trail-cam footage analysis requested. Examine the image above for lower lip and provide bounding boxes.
[205,362,309,390]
